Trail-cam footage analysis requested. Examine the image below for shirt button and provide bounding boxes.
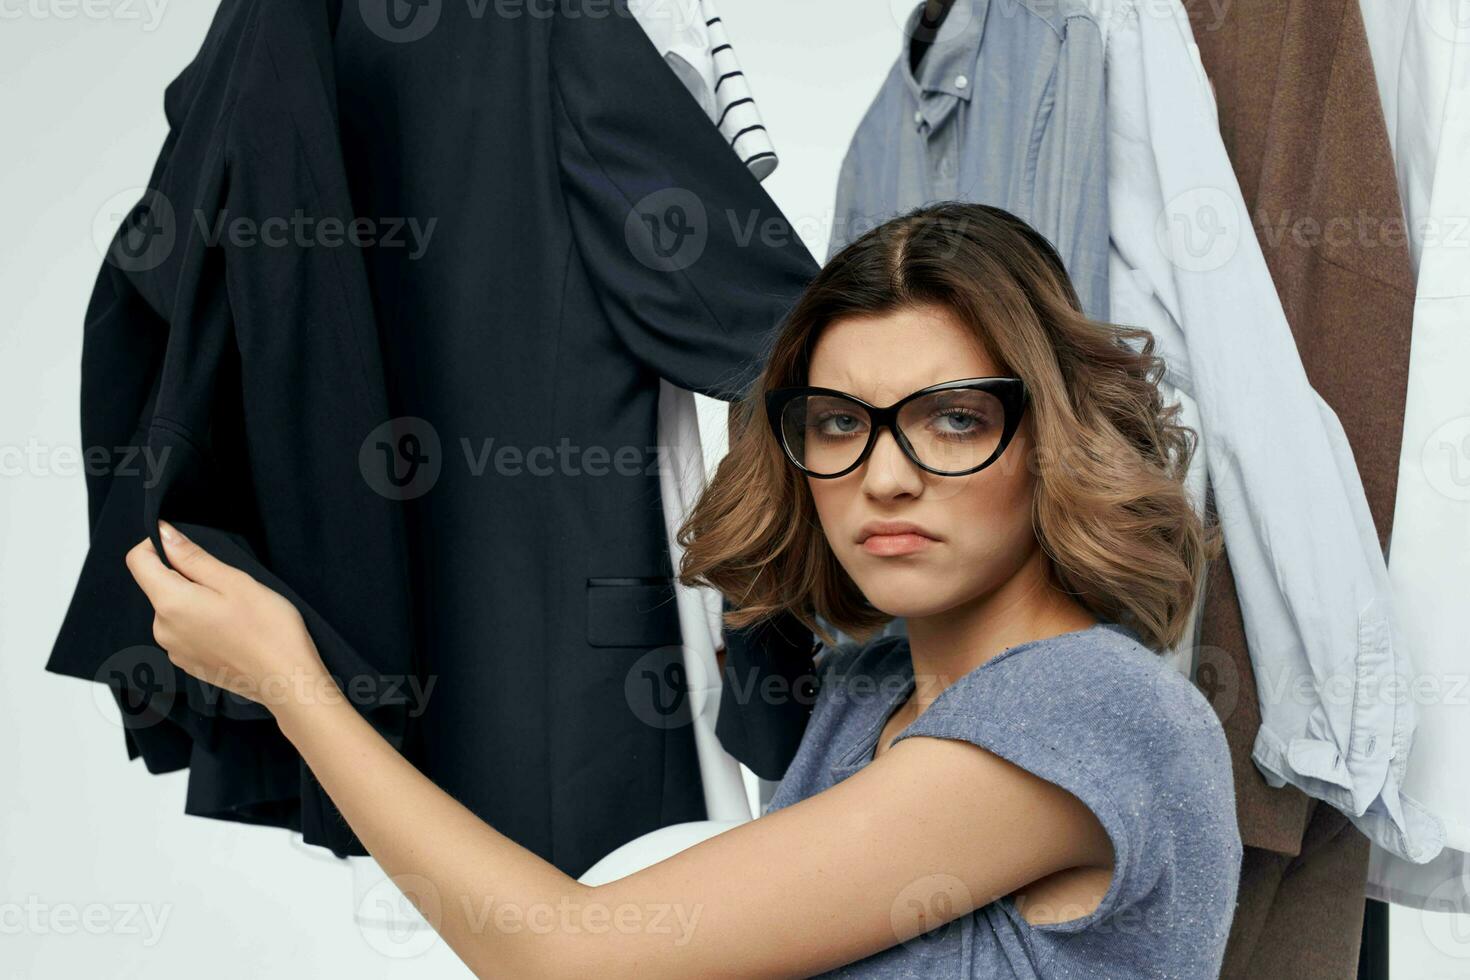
[955,74,969,89]
[913,109,924,126]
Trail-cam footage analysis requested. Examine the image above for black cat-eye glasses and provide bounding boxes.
[765,377,1028,479]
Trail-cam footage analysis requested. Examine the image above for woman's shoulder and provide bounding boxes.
[811,620,1229,753]
[1007,622,1227,739]
[897,620,1241,840]
[904,622,1233,776]
[891,622,1242,942]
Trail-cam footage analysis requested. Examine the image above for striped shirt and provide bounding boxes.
[630,0,778,179]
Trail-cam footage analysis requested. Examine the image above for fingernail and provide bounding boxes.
[159,521,181,543]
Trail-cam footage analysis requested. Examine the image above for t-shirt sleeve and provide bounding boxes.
[888,639,1231,930]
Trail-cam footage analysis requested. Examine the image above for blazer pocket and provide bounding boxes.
[586,577,683,648]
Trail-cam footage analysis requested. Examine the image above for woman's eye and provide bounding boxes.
[815,412,865,436]
[930,410,988,436]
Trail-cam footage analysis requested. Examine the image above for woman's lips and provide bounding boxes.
[860,532,936,556]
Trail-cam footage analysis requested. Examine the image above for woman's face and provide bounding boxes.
[805,303,1040,620]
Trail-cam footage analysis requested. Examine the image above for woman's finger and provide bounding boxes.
[158,521,242,593]
[124,536,192,607]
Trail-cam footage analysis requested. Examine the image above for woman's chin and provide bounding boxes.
[858,585,958,623]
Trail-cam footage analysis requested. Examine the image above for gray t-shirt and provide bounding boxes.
[762,621,1242,978]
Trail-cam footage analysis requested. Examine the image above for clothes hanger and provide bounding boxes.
[908,0,958,74]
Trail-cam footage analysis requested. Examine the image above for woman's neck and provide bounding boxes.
[902,554,1098,711]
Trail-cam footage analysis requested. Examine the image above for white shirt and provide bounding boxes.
[1361,0,1470,910]
[634,0,780,825]
[1090,0,1443,865]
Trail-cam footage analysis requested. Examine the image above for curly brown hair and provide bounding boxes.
[676,202,1221,653]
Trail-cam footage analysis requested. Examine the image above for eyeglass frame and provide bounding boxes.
[765,376,1029,479]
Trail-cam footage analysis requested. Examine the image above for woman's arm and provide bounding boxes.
[126,524,1113,980]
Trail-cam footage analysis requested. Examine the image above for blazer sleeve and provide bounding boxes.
[548,0,818,402]
[713,602,821,780]
[550,4,822,774]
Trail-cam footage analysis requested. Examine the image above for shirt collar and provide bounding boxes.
[901,0,986,104]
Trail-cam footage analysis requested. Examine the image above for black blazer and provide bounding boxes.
[49,0,417,852]
[50,0,821,874]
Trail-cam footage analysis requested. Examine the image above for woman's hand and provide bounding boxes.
[124,521,330,714]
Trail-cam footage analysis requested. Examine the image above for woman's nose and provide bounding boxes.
[861,428,923,498]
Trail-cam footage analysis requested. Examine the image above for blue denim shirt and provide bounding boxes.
[829,0,1110,320]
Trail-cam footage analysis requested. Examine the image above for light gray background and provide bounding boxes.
[0,1,1461,976]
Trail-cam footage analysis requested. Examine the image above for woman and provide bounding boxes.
[126,202,1242,978]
